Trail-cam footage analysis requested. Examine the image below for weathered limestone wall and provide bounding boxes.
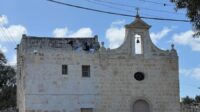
[23,50,100,112]
[19,47,179,112]
[17,17,180,112]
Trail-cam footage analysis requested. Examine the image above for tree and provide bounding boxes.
[171,0,200,37]
[0,51,16,110]
[181,96,195,105]
[195,95,200,104]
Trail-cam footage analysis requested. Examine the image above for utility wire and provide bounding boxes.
[85,0,135,13]
[139,0,174,7]
[0,26,17,57]
[0,25,18,66]
[47,0,190,22]
[0,25,17,45]
[4,26,18,45]
[84,0,163,18]
[0,26,18,45]
[92,0,184,15]
[0,27,12,42]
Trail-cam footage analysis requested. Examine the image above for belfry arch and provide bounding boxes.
[134,34,143,54]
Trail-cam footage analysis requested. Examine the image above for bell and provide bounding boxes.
[136,38,140,43]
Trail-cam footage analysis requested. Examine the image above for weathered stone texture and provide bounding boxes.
[17,17,180,112]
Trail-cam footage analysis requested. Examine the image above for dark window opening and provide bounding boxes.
[134,72,145,81]
[82,65,90,77]
[62,65,68,75]
[81,108,93,112]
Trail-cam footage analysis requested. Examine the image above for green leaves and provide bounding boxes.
[0,52,7,65]
[0,51,16,110]
[182,96,195,105]
[182,95,200,105]
[0,66,16,89]
[195,95,200,104]
[171,0,200,37]
[0,86,16,110]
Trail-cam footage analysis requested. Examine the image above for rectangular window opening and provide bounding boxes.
[82,65,90,77]
[80,108,93,112]
[62,65,68,75]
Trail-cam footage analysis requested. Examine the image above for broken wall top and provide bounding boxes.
[19,34,100,51]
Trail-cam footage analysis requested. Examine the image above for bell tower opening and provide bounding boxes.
[135,34,143,54]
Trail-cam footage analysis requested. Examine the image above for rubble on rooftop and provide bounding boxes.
[20,34,100,51]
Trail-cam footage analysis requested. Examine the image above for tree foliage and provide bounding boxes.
[171,0,200,37]
[182,95,200,105]
[182,96,195,105]
[0,51,16,110]
[195,95,200,104]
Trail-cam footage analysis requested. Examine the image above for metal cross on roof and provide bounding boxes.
[136,7,140,17]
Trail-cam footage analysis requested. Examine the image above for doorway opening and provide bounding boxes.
[133,100,150,112]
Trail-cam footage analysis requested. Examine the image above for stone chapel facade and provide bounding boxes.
[17,16,180,112]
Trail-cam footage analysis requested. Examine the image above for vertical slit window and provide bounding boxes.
[62,65,68,75]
